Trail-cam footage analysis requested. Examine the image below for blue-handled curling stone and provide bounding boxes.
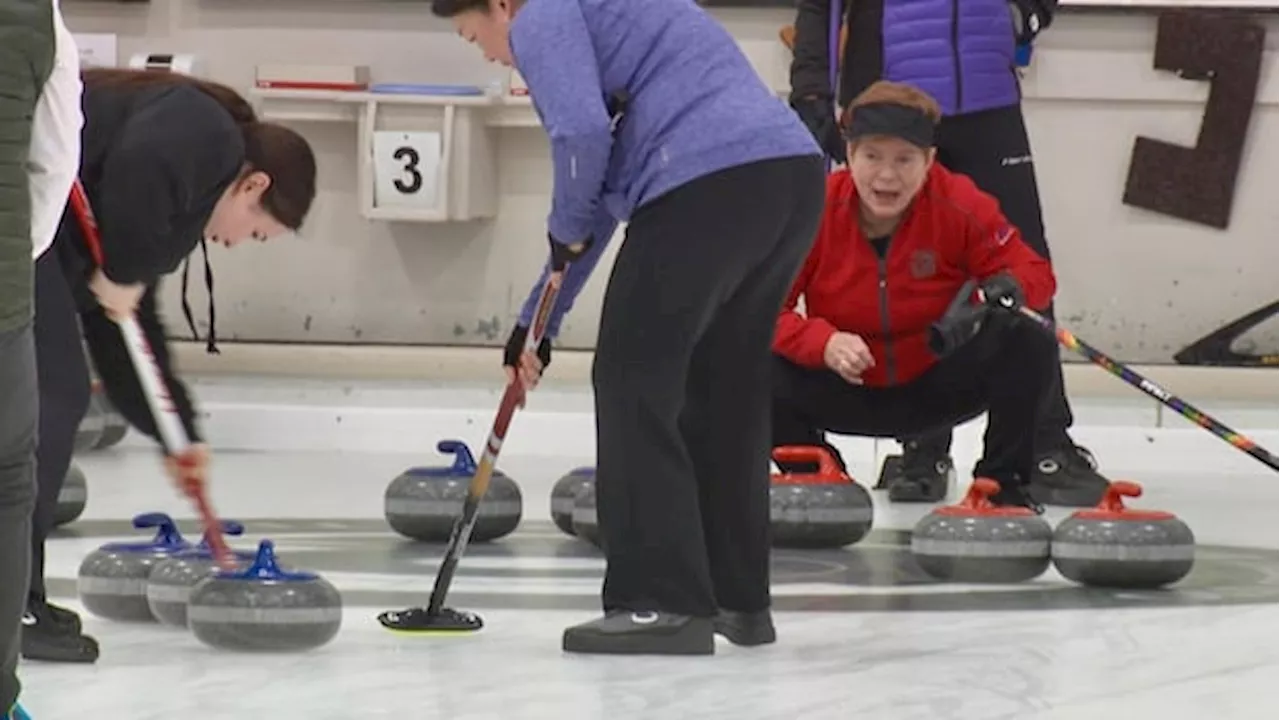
[384,439,522,542]
[187,539,343,652]
[146,520,258,627]
[77,513,193,622]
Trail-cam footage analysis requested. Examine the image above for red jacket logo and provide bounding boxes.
[909,250,936,279]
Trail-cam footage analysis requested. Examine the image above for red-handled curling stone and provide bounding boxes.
[770,446,874,548]
[911,478,1052,583]
[1051,480,1195,589]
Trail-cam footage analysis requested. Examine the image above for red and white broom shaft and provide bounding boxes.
[67,181,234,567]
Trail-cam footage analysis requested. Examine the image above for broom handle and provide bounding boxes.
[67,181,234,566]
[1014,303,1278,472]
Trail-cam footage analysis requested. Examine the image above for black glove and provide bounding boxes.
[981,272,1025,311]
[1009,0,1055,44]
[929,305,988,358]
[791,96,846,165]
[503,324,551,371]
[928,279,988,357]
[549,233,591,272]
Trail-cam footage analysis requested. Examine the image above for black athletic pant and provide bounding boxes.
[907,104,1072,458]
[593,154,825,618]
[773,311,1058,484]
[29,249,92,605]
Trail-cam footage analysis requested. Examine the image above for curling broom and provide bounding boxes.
[1004,298,1279,472]
[68,180,235,568]
[376,270,564,634]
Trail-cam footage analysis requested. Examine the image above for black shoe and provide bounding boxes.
[988,478,1046,514]
[1028,444,1109,507]
[21,604,99,664]
[887,439,954,503]
[35,599,82,635]
[713,610,776,647]
[562,611,714,656]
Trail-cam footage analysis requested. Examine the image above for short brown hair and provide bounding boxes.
[839,81,942,134]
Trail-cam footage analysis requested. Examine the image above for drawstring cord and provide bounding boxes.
[180,236,219,354]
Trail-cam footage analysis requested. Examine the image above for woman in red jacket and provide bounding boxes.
[771,81,1058,508]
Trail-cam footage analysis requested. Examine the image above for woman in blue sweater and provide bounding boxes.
[433,0,823,655]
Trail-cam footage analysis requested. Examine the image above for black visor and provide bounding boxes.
[843,102,936,148]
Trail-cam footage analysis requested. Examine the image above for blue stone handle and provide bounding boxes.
[131,512,185,547]
[436,439,478,475]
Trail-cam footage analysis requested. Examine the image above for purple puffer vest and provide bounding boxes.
[880,0,1021,116]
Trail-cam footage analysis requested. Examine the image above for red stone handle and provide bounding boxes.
[770,446,849,485]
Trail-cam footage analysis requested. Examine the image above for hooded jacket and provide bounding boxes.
[773,164,1055,387]
[55,81,244,445]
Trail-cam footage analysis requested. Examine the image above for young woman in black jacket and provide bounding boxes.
[24,68,317,664]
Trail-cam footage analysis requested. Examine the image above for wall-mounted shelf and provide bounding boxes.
[248,85,792,222]
[251,88,505,222]
[251,87,540,127]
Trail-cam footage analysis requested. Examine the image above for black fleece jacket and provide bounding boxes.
[54,82,244,448]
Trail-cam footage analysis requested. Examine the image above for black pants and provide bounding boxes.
[592,154,825,618]
[772,312,1058,485]
[29,250,92,604]
[907,104,1071,456]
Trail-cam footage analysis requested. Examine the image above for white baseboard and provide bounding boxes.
[170,341,1277,402]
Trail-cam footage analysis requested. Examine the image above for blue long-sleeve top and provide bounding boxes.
[511,0,820,338]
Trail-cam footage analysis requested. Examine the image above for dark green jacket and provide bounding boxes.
[0,0,54,333]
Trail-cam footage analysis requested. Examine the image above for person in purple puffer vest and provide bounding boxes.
[788,0,1110,509]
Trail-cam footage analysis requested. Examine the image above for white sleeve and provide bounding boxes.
[27,0,83,260]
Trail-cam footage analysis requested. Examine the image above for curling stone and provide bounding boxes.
[91,385,129,450]
[188,539,342,652]
[550,466,595,536]
[77,512,193,622]
[146,521,257,627]
[74,398,105,453]
[770,446,874,548]
[384,439,522,543]
[53,463,88,528]
[911,478,1052,583]
[571,480,600,548]
[1052,480,1195,589]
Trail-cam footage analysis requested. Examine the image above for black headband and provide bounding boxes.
[843,102,936,148]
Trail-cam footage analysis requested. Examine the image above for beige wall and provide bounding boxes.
[63,3,1279,364]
